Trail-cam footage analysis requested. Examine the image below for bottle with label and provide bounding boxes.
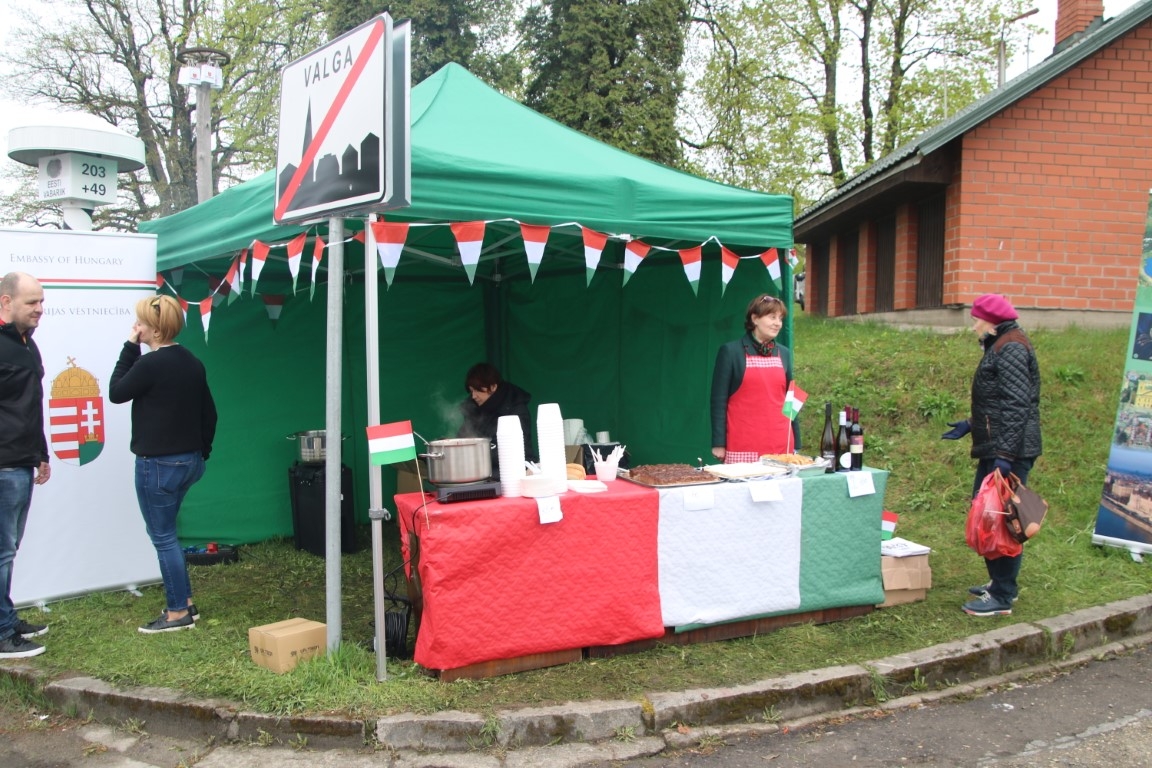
[819,402,836,472]
[849,407,864,470]
[836,407,850,471]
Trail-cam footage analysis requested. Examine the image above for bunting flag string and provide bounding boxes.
[520,223,550,283]
[262,293,285,326]
[309,236,326,301]
[154,217,794,344]
[177,297,189,325]
[581,227,608,286]
[621,240,650,286]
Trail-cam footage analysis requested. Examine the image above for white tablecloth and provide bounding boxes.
[657,478,804,626]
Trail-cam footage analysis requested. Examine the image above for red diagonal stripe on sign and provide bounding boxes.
[275,19,386,221]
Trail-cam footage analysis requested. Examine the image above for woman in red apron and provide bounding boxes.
[710,295,796,463]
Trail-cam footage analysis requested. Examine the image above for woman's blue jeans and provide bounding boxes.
[973,456,1035,603]
[135,452,205,613]
[0,467,34,639]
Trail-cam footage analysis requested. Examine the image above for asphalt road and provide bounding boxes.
[591,645,1152,768]
[2,645,1151,767]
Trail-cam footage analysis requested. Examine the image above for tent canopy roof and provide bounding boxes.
[141,64,792,273]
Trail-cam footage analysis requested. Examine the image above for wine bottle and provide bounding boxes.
[836,407,850,471]
[849,407,864,471]
[819,402,836,472]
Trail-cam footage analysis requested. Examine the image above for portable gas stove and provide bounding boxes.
[434,480,501,504]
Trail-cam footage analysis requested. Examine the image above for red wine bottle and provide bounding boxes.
[849,408,864,471]
[836,407,850,471]
[819,402,836,472]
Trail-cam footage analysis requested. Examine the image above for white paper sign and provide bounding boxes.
[537,496,563,524]
[682,486,715,511]
[748,480,784,503]
[846,471,876,497]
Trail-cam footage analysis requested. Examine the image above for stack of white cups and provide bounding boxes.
[496,415,526,497]
[536,403,568,495]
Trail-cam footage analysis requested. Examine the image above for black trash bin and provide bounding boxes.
[288,462,356,556]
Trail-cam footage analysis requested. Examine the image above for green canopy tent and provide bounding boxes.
[139,64,795,545]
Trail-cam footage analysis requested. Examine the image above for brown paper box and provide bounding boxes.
[877,554,932,607]
[249,618,327,673]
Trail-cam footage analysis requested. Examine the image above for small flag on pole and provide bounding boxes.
[366,421,417,465]
[881,510,899,540]
[782,382,808,420]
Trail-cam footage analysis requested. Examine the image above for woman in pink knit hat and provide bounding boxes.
[941,293,1042,617]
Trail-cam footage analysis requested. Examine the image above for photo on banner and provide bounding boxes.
[0,228,162,605]
[1093,189,1152,558]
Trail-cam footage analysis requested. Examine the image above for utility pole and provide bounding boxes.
[177,47,230,203]
[998,8,1039,87]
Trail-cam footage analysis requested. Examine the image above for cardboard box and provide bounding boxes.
[395,460,425,494]
[877,553,932,607]
[249,618,327,673]
[565,445,584,464]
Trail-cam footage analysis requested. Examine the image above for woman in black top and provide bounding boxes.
[457,363,534,464]
[110,295,217,634]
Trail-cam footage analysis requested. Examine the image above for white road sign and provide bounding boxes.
[275,14,394,224]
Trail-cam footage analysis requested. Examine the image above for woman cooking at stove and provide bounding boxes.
[711,294,800,463]
[458,362,534,462]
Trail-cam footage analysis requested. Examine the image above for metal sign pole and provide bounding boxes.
[325,217,345,651]
[365,217,389,680]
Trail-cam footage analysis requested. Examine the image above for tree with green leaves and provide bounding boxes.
[521,0,690,167]
[1,0,328,228]
[689,0,1036,208]
[325,0,523,89]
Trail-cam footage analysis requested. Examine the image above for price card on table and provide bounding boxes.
[748,480,784,503]
[846,471,876,498]
[681,485,715,511]
[536,496,563,524]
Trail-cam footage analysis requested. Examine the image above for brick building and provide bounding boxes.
[793,0,1152,329]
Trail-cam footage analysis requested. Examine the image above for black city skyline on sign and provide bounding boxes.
[278,103,382,214]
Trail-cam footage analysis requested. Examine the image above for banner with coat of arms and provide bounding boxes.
[0,227,161,606]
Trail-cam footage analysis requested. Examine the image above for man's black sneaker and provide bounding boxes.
[0,633,46,658]
[138,612,196,634]
[15,619,48,639]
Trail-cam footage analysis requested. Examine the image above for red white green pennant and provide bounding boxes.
[720,246,739,295]
[520,223,550,283]
[371,220,409,288]
[285,233,307,294]
[581,227,608,286]
[309,236,326,301]
[450,221,485,285]
[622,240,649,286]
[679,246,702,295]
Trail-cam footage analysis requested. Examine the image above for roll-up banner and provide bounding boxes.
[0,228,161,605]
[1093,191,1152,559]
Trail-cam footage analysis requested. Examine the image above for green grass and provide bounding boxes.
[12,314,1152,718]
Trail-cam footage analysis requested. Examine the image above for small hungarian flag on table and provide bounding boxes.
[366,421,417,465]
[881,510,899,540]
[782,382,808,420]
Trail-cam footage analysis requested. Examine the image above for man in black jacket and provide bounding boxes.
[0,272,51,658]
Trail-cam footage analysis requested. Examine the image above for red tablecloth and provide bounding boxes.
[396,481,664,671]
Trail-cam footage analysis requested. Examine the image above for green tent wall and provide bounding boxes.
[140,64,795,545]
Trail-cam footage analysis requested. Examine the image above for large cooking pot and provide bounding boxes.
[419,437,492,483]
[287,430,346,463]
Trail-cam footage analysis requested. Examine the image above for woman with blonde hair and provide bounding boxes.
[110,295,217,633]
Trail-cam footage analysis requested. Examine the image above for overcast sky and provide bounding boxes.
[0,0,1143,190]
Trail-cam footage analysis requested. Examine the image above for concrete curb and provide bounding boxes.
[4,594,1152,762]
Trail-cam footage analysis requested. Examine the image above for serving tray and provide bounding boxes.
[616,469,724,488]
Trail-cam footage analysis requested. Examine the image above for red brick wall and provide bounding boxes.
[894,204,918,310]
[952,24,1152,312]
